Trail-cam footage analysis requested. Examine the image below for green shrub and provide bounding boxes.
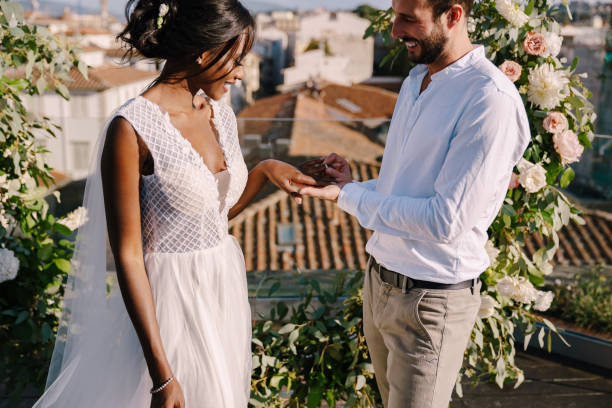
[0,2,85,405]
[250,271,380,408]
[549,268,612,334]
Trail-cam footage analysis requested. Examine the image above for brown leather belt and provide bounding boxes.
[368,255,477,292]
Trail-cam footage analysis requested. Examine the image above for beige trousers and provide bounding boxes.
[363,257,481,408]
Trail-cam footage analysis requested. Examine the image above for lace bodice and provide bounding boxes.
[115,94,248,253]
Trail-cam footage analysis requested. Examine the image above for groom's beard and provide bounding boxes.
[402,23,447,65]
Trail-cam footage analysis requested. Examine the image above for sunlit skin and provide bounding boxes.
[300,0,475,202]
[101,32,316,408]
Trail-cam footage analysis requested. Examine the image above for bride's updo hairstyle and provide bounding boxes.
[118,0,254,80]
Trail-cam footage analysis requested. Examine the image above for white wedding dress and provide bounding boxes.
[33,94,252,407]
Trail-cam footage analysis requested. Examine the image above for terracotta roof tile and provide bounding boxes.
[320,83,398,119]
[66,65,157,91]
[230,161,612,272]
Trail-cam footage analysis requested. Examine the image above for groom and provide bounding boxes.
[298,0,530,407]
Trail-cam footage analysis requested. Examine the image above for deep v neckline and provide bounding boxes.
[137,95,229,177]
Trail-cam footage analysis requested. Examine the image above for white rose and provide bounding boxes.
[495,0,529,27]
[513,276,538,304]
[485,240,500,265]
[496,276,516,298]
[541,31,562,58]
[57,206,89,231]
[0,248,20,283]
[534,290,554,311]
[517,159,547,193]
[478,295,500,318]
[528,63,570,110]
[496,276,538,304]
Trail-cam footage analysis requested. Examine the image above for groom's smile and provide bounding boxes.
[392,0,449,65]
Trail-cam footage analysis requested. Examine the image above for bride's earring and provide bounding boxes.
[196,56,202,65]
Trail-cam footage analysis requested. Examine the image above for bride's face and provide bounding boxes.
[195,35,248,101]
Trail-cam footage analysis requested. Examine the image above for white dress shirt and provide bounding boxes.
[337,46,530,284]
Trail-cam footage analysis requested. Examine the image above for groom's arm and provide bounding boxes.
[338,90,529,244]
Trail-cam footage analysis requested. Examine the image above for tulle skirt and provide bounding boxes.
[33,235,252,407]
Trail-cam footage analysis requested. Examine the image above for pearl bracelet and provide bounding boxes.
[150,376,174,394]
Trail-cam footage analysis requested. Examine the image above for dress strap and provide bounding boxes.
[115,96,178,174]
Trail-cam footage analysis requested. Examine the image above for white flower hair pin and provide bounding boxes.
[157,3,169,29]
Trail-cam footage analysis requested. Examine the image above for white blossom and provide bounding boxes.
[478,295,500,318]
[57,206,89,231]
[0,248,19,283]
[534,290,554,311]
[513,276,537,303]
[495,276,538,304]
[517,159,547,193]
[527,63,570,110]
[467,17,476,33]
[485,240,500,265]
[541,31,563,58]
[0,211,16,232]
[158,3,169,17]
[496,0,529,27]
[496,276,517,297]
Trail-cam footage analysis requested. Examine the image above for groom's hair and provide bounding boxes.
[427,0,474,19]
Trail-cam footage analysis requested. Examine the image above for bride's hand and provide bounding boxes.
[150,378,185,408]
[261,159,318,204]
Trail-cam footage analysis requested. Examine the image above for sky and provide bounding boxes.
[26,0,391,15]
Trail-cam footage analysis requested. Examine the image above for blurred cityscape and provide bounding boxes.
[11,0,612,278]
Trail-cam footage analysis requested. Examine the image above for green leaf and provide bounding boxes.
[36,77,47,94]
[559,167,574,188]
[570,57,578,72]
[53,222,73,236]
[566,95,584,109]
[1,2,25,24]
[53,258,71,273]
[77,60,89,80]
[56,83,70,99]
[503,214,512,228]
[41,323,52,342]
[538,327,546,348]
[307,384,323,408]
[495,357,506,388]
[577,132,593,149]
[37,244,54,261]
[15,310,29,325]
[524,0,535,15]
[278,323,295,334]
[267,281,280,296]
[289,328,299,345]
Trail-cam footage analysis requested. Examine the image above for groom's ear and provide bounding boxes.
[446,5,464,28]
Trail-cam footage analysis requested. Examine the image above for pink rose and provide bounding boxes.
[508,172,520,189]
[542,111,568,134]
[499,60,522,82]
[522,31,546,56]
[553,130,584,165]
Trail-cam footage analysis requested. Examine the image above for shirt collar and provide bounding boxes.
[430,45,485,81]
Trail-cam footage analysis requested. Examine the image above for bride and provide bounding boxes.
[33,0,316,407]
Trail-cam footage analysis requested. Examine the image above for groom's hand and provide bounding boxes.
[322,153,352,186]
[299,153,353,202]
